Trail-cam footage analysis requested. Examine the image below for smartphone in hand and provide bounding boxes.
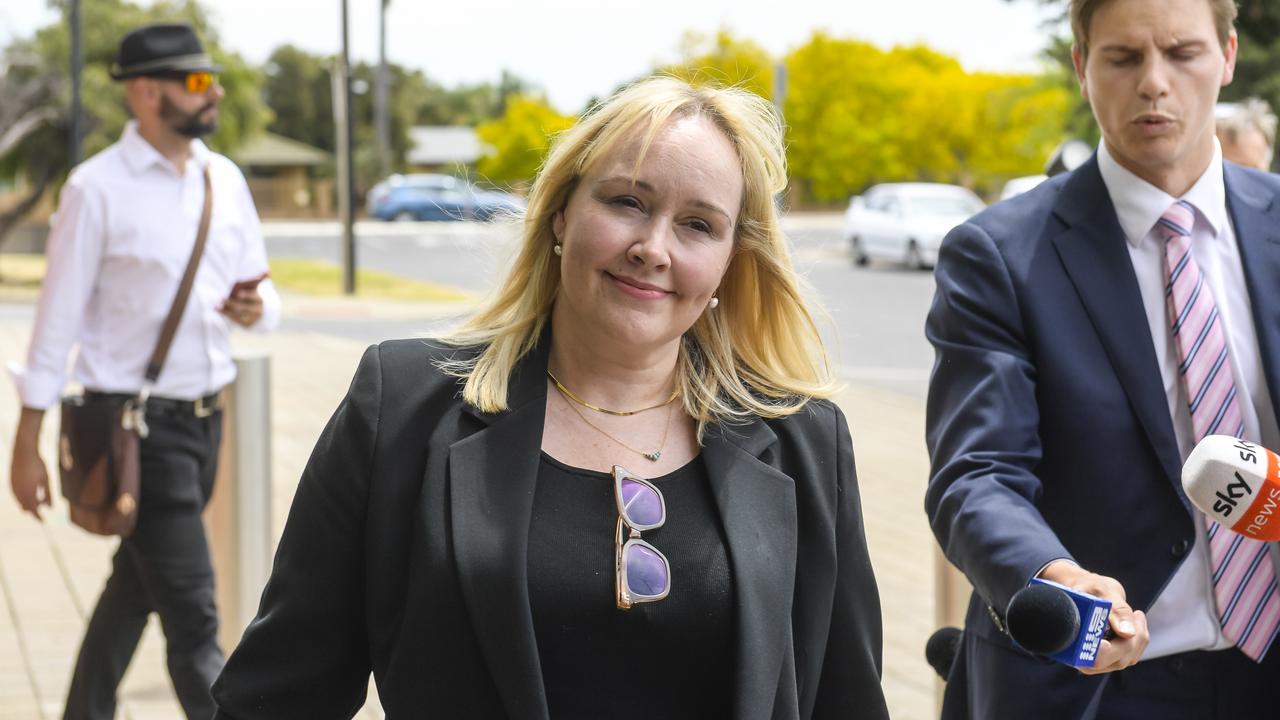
[229,271,270,298]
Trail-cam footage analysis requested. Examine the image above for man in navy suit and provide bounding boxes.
[926,0,1280,717]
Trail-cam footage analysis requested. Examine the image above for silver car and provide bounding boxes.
[845,183,985,269]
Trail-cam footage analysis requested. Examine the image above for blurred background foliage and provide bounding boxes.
[4,0,1279,240]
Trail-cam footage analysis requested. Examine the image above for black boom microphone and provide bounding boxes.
[925,627,963,680]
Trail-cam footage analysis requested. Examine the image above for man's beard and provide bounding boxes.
[160,95,218,138]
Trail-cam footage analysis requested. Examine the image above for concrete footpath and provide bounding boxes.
[0,294,939,720]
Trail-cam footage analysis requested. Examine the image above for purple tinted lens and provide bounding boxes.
[626,544,669,597]
[620,478,663,527]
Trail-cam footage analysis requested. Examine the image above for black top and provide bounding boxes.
[528,453,735,718]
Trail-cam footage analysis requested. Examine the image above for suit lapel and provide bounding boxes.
[448,334,552,720]
[1050,158,1183,484]
[702,418,798,720]
[1224,164,1280,421]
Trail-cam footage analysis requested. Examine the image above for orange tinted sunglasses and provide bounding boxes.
[182,71,216,93]
[157,71,216,93]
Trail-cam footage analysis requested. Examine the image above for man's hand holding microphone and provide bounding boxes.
[1033,560,1149,674]
[1006,435,1280,674]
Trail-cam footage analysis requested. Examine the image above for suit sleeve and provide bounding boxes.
[812,404,890,719]
[924,222,1073,615]
[212,345,383,719]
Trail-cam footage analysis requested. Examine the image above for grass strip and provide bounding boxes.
[0,254,470,303]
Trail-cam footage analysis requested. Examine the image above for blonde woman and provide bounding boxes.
[212,77,889,720]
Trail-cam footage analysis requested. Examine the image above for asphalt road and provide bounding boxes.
[265,216,938,399]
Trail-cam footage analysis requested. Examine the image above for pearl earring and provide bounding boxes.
[553,244,563,256]
[708,297,719,310]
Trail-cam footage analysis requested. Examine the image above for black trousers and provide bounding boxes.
[1095,643,1280,720]
[63,406,225,720]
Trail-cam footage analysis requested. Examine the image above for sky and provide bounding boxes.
[0,0,1065,113]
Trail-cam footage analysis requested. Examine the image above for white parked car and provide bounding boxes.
[845,183,986,269]
[1000,174,1049,201]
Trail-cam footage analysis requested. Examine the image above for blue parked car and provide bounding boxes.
[367,174,525,222]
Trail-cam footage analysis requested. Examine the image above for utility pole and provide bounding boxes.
[375,0,391,179]
[69,0,83,167]
[337,0,356,295]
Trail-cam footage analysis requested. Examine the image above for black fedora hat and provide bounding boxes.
[109,23,222,80]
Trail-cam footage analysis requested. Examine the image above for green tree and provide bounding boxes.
[260,42,534,191]
[0,0,269,248]
[663,29,774,100]
[262,45,334,154]
[783,34,904,201]
[782,32,1069,202]
[475,95,573,186]
[37,0,267,155]
[350,60,428,190]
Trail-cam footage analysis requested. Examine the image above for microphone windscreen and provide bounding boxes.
[1182,436,1280,541]
[1006,583,1080,656]
[925,627,962,680]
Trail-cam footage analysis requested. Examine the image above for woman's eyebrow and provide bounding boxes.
[595,177,732,221]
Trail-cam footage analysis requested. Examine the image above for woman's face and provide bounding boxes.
[552,114,743,353]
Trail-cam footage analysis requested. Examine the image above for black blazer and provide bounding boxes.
[212,332,889,719]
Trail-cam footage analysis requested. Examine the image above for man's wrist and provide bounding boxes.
[1038,559,1084,586]
[14,406,46,446]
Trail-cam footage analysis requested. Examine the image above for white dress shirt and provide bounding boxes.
[1097,140,1280,659]
[10,121,282,410]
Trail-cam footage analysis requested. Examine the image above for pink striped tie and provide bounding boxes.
[1160,199,1280,661]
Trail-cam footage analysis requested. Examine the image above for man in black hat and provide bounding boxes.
[8,22,280,720]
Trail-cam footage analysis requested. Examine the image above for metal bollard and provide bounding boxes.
[207,352,273,654]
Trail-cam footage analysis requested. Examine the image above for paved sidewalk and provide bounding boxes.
[0,296,939,720]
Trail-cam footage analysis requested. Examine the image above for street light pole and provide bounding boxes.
[69,0,83,167]
[338,0,356,295]
[375,0,390,179]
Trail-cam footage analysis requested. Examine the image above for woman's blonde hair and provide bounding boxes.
[441,75,838,437]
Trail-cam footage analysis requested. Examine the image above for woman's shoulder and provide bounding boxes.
[756,397,849,454]
[354,337,480,400]
[761,397,842,433]
[373,336,481,369]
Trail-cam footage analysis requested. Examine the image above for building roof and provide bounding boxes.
[407,126,491,165]
[233,132,332,168]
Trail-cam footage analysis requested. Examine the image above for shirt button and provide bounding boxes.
[1170,538,1191,558]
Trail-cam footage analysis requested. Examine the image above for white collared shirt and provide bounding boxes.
[1097,140,1280,659]
[11,120,281,410]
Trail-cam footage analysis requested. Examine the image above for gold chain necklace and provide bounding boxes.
[546,370,678,417]
[553,382,676,462]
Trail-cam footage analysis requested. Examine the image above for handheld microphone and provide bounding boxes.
[1182,436,1280,541]
[925,627,962,680]
[1006,578,1111,668]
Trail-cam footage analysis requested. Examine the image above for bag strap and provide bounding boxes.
[144,164,213,384]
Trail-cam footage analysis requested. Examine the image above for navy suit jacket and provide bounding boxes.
[924,157,1280,719]
[211,330,890,719]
